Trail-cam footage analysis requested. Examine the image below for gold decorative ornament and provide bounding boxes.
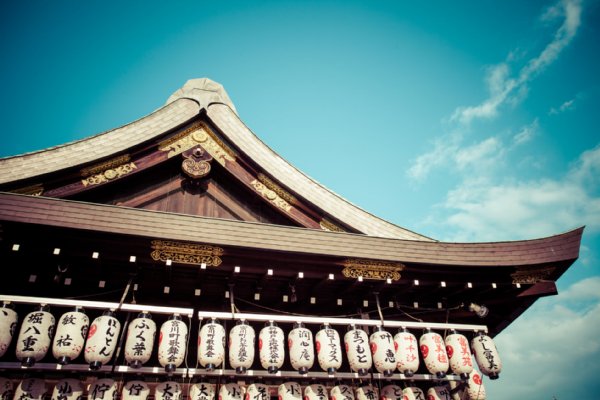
[511,266,556,284]
[158,121,236,164]
[250,179,292,212]
[182,159,211,179]
[320,218,345,232]
[341,259,405,281]
[80,154,131,177]
[257,173,297,205]
[81,162,137,187]
[150,240,224,266]
[10,183,44,196]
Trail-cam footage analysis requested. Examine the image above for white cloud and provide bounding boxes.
[454,137,503,170]
[549,98,576,114]
[487,277,600,399]
[451,0,582,125]
[436,143,600,241]
[512,119,538,145]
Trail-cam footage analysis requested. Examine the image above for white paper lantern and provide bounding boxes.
[0,377,13,400]
[15,305,55,367]
[344,326,372,375]
[427,386,452,400]
[354,385,378,400]
[315,324,342,374]
[88,379,118,400]
[330,385,354,400]
[84,310,121,370]
[470,332,501,380]
[401,387,425,400]
[122,381,150,400]
[304,384,327,400]
[155,381,182,400]
[278,382,302,400]
[0,303,18,358]
[219,383,244,400]
[14,378,47,400]
[419,329,449,378]
[229,320,255,374]
[158,314,188,373]
[447,382,462,400]
[189,383,215,400]
[394,328,419,377]
[288,322,314,374]
[380,385,403,400]
[445,330,473,379]
[198,318,226,371]
[465,370,486,400]
[246,384,269,400]
[51,378,83,400]
[259,321,285,373]
[52,307,89,365]
[369,327,396,376]
[124,312,156,368]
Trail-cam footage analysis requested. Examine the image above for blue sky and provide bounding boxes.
[1,0,599,398]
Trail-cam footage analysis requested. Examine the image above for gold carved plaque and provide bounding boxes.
[257,173,297,205]
[158,121,235,165]
[250,179,292,212]
[81,162,137,187]
[150,240,224,266]
[11,183,44,196]
[342,259,405,281]
[81,154,131,177]
[511,266,556,284]
[320,218,345,232]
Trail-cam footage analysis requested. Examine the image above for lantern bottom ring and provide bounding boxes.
[488,372,500,380]
[235,366,247,374]
[268,366,279,374]
[327,367,337,375]
[20,357,35,368]
[297,367,308,375]
[89,361,102,371]
[129,360,143,369]
[57,356,71,366]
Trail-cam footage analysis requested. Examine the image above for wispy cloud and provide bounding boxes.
[549,97,577,115]
[488,277,600,399]
[407,119,536,182]
[435,144,600,241]
[451,0,582,125]
[512,119,539,146]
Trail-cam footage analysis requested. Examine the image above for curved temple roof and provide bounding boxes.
[0,78,431,241]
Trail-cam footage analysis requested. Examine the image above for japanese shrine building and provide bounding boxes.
[0,78,583,397]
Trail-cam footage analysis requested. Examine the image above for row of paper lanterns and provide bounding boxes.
[0,378,487,400]
[0,304,501,381]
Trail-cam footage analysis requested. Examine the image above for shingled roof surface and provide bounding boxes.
[0,78,432,241]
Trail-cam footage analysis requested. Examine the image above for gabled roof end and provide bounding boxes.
[166,78,237,114]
